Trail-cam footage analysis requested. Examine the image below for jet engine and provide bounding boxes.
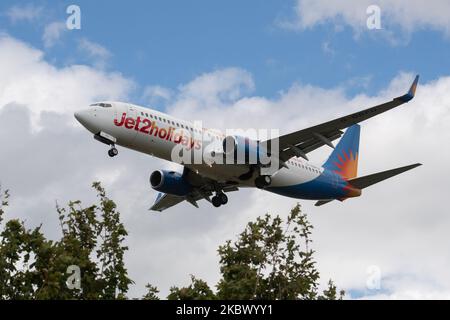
[149,170,193,196]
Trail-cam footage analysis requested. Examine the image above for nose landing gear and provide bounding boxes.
[108,146,119,157]
[94,132,118,158]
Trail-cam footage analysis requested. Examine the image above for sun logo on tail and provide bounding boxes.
[333,150,358,179]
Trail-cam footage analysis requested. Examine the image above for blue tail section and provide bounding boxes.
[323,124,360,179]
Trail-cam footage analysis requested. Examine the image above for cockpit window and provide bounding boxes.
[90,103,112,108]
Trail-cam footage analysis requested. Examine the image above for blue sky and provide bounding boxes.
[1,1,450,299]
[1,0,449,102]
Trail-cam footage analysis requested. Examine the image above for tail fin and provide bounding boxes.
[323,124,360,179]
[348,163,422,189]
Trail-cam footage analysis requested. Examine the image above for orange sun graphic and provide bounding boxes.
[333,150,358,179]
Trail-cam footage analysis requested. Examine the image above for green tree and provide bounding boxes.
[168,275,216,300]
[0,183,132,299]
[142,283,160,300]
[167,204,344,300]
[320,280,345,300]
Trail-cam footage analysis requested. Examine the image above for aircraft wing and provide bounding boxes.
[266,75,419,162]
[150,192,185,212]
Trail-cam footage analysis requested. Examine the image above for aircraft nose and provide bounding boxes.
[74,108,96,132]
[74,110,83,123]
[74,109,89,125]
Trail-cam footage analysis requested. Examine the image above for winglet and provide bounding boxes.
[397,74,419,103]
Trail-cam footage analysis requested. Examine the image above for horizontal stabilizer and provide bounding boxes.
[348,163,422,190]
[315,199,334,207]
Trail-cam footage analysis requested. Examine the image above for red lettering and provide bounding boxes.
[159,128,167,139]
[140,119,151,134]
[134,116,142,131]
[167,127,173,141]
[114,113,126,126]
[149,121,159,136]
[115,115,203,152]
[173,133,182,143]
[125,117,135,129]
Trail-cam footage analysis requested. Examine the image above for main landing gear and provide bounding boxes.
[255,175,271,189]
[212,192,228,208]
[108,146,119,157]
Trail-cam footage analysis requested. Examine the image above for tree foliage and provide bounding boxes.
[142,283,160,300]
[0,183,132,299]
[164,204,344,300]
[167,275,216,300]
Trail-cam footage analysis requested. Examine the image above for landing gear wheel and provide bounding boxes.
[219,193,228,205]
[108,147,118,157]
[212,196,222,208]
[255,175,272,189]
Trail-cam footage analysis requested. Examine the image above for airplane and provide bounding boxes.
[74,75,421,211]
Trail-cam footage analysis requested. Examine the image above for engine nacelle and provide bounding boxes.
[222,135,269,164]
[149,170,192,196]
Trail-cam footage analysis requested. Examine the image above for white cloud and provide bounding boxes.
[0,34,133,129]
[42,21,66,48]
[177,67,255,109]
[1,34,450,299]
[78,38,111,59]
[78,38,112,68]
[142,85,173,106]
[282,0,450,38]
[6,4,43,23]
